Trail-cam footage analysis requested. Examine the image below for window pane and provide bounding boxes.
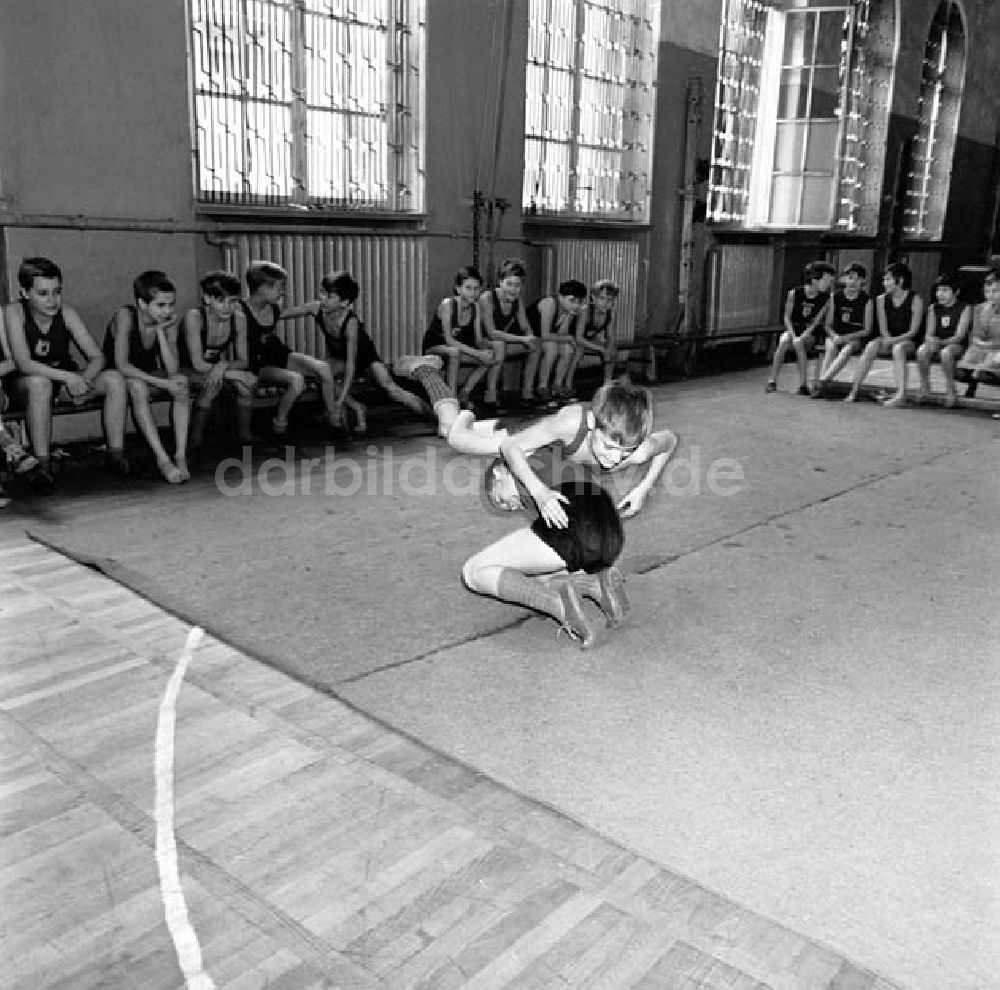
[778,68,808,118]
[801,175,835,224]
[814,10,844,66]
[810,67,842,118]
[804,121,839,171]
[770,175,800,225]
[782,12,814,66]
[773,122,806,172]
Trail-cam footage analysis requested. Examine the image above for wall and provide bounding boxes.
[1,0,998,360]
[0,0,200,333]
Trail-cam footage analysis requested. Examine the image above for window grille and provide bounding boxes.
[523,0,660,221]
[707,0,770,224]
[188,0,424,211]
[902,1,966,240]
[708,0,895,232]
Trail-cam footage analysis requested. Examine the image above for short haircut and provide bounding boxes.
[320,269,360,303]
[245,260,289,292]
[591,377,654,447]
[806,261,836,282]
[933,272,960,293]
[842,262,867,280]
[133,269,176,303]
[454,265,483,288]
[884,262,913,289]
[496,258,526,282]
[200,270,242,299]
[18,256,62,291]
[558,279,588,300]
[483,457,529,513]
[984,269,1000,288]
[592,279,620,298]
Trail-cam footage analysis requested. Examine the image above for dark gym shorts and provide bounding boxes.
[531,480,624,574]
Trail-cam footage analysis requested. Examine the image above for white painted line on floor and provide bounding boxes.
[155,626,216,990]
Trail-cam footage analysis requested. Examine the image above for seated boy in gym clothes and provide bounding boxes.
[181,270,258,448]
[104,270,191,483]
[3,256,129,485]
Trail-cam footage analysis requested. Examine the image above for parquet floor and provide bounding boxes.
[0,530,903,990]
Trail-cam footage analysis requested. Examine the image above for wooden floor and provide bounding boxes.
[0,530,904,990]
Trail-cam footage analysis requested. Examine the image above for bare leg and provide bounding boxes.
[462,529,594,647]
[484,340,506,405]
[370,362,430,417]
[882,341,912,407]
[941,346,959,407]
[766,330,795,390]
[258,366,305,432]
[126,380,183,482]
[845,339,882,402]
[915,343,932,402]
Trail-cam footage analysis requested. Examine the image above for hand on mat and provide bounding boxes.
[617,487,647,519]
[535,487,569,529]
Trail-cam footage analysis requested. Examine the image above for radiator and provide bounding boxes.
[542,240,640,343]
[704,243,777,336]
[222,233,428,364]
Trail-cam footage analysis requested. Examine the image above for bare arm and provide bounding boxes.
[0,311,15,378]
[616,428,679,518]
[337,315,359,404]
[783,290,796,336]
[279,301,319,320]
[229,312,251,371]
[500,405,582,527]
[901,295,924,342]
[157,321,181,376]
[183,309,214,373]
[876,296,889,341]
[441,299,491,360]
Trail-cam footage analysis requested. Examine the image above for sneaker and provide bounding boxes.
[6,445,40,474]
[395,354,444,378]
[594,567,630,628]
[27,465,56,494]
[764,381,777,393]
[556,582,595,649]
[796,385,811,396]
[809,383,826,399]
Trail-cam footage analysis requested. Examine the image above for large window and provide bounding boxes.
[523,0,660,221]
[188,0,424,211]
[901,1,966,240]
[708,0,896,232]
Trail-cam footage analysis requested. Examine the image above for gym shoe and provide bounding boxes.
[6,445,39,474]
[556,582,595,649]
[764,381,777,393]
[594,567,630,628]
[395,354,444,378]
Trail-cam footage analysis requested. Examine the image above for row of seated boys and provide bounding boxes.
[0,255,620,498]
[765,260,1000,407]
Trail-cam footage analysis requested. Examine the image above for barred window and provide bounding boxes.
[523,0,660,221]
[708,0,895,233]
[902,1,966,240]
[188,0,424,211]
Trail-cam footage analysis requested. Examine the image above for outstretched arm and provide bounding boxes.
[616,428,679,518]
[279,301,319,320]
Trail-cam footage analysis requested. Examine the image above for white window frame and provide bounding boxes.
[522,0,660,222]
[186,0,424,212]
[709,0,897,234]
